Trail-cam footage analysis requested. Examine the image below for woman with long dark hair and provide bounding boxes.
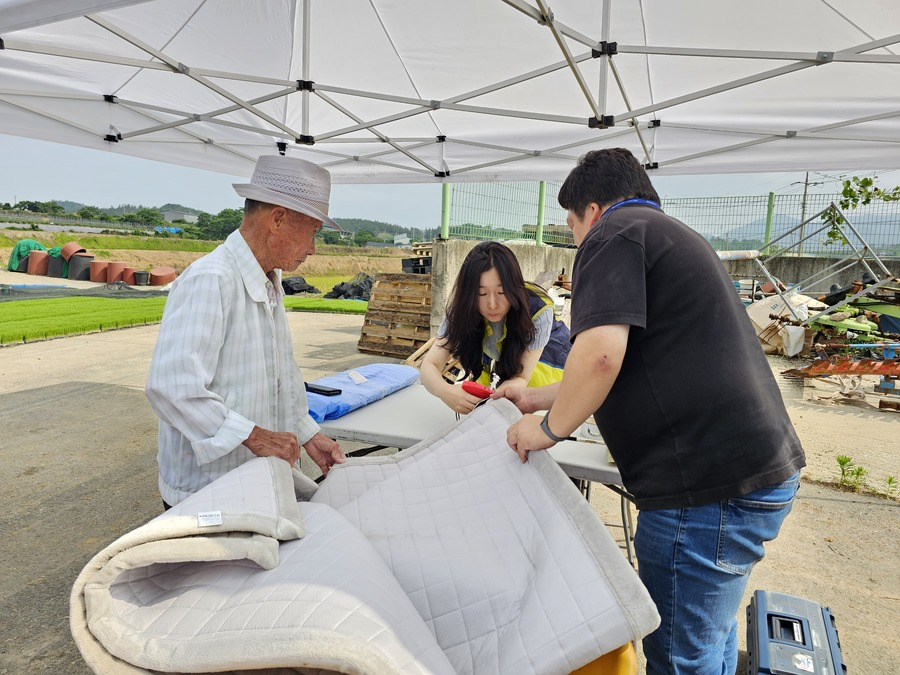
[421,242,570,414]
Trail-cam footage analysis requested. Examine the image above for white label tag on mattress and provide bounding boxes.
[347,370,368,384]
[197,511,223,527]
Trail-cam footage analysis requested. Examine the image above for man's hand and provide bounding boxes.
[491,384,540,413]
[506,414,555,463]
[303,432,346,477]
[244,426,301,465]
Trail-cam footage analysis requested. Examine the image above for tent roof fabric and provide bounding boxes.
[1,0,898,183]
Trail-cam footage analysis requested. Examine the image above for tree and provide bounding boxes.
[141,207,164,226]
[322,231,342,245]
[178,224,204,239]
[15,200,51,213]
[76,205,101,220]
[839,176,900,210]
[196,208,243,240]
[120,207,165,227]
[822,176,900,246]
[354,228,376,247]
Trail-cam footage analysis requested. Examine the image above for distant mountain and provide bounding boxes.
[56,200,86,213]
[54,200,204,215]
[720,212,900,251]
[334,217,435,240]
[158,203,203,215]
[32,201,434,239]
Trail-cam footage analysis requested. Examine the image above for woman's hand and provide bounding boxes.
[439,383,485,415]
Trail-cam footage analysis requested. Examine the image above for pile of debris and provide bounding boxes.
[747,276,900,358]
[814,273,900,336]
[281,276,320,295]
[324,273,374,301]
[749,274,900,411]
[782,352,900,411]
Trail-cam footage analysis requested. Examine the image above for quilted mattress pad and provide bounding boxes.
[71,399,659,674]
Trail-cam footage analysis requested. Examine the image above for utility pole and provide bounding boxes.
[791,172,823,256]
[798,172,809,256]
[800,171,810,226]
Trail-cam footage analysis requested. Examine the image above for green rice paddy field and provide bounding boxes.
[0,275,366,345]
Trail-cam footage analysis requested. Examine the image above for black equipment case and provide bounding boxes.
[747,590,846,674]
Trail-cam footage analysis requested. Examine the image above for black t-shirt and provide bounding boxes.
[571,203,805,509]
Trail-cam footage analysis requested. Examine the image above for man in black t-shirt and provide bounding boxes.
[497,148,805,674]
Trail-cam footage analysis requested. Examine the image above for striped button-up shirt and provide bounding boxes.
[146,230,319,505]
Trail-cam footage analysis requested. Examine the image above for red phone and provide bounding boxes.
[462,380,493,399]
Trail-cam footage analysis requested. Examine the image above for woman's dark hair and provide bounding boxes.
[558,147,660,217]
[442,242,535,382]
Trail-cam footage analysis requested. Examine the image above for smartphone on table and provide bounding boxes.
[305,382,342,396]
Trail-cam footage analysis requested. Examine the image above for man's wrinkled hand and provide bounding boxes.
[303,432,346,477]
[244,426,301,465]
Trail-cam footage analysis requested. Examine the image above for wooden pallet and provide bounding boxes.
[357,273,433,358]
[404,336,463,383]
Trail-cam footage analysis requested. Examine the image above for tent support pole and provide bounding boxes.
[596,0,611,115]
[301,0,310,136]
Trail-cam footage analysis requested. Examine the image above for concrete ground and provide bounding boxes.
[0,275,897,673]
[0,304,392,675]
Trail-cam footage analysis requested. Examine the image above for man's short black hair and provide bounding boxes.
[243,198,269,217]
[557,148,660,217]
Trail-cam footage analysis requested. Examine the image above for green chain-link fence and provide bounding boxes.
[447,182,900,258]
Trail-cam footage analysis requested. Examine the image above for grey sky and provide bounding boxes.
[1,134,892,230]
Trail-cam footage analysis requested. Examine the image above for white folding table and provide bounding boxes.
[319,383,636,564]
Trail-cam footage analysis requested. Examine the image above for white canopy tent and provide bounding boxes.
[0,0,898,184]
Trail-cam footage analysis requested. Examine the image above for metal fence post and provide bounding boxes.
[535,180,547,245]
[764,192,775,252]
[440,182,450,240]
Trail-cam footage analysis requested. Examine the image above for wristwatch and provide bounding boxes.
[539,413,567,443]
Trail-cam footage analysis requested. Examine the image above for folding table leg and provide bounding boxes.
[619,495,635,568]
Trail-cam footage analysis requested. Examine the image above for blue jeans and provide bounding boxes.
[634,472,800,675]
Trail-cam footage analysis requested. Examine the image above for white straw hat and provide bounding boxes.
[233,155,342,231]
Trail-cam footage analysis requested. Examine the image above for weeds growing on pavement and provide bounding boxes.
[849,465,868,491]
[836,454,856,487]
[835,454,867,492]
[832,454,899,500]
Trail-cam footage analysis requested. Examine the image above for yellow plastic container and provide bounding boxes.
[570,642,637,675]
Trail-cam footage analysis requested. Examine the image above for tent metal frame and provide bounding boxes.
[2,0,900,180]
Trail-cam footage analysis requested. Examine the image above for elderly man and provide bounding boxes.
[498,148,805,674]
[146,155,346,508]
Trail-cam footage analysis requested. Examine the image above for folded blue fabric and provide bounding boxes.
[306,363,420,422]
